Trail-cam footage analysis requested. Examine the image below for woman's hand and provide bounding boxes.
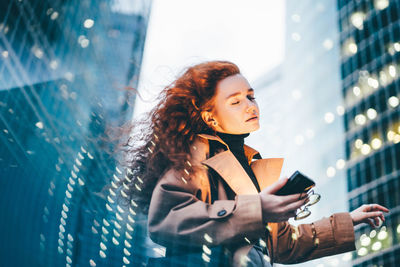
[259,177,308,223]
[350,204,389,228]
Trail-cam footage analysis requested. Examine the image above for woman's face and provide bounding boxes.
[203,74,260,134]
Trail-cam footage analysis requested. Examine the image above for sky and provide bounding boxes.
[133,0,285,116]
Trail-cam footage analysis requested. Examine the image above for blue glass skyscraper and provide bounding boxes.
[0,0,152,266]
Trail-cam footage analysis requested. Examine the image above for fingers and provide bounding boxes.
[280,193,308,204]
[284,197,309,214]
[363,204,389,224]
[372,204,389,213]
[364,211,383,220]
[366,217,384,228]
[352,203,389,228]
[364,203,389,213]
[363,211,385,228]
[373,216,380,227]
[379,213,385,222]
[365,218,375,228]
[263,177,288,194]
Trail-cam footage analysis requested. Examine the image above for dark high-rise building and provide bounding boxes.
[0,0,152,266]
[338,0,400,266]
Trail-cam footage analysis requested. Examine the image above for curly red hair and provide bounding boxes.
[121,60,240,213]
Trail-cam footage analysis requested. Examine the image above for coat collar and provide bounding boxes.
[197,133,261,164]
[195,134,284,195]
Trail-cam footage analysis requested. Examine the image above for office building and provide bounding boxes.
[0,0,152,266]
[250,0,351,265]
[338,0,400,265]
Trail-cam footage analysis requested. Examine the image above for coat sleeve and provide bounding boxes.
[147,169,265,249]
[272,212,356,264]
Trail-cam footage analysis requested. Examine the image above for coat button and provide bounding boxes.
[217,209,227,216]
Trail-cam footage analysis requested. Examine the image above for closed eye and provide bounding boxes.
[231,95,255,105]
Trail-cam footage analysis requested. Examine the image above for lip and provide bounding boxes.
[246,116,259,122]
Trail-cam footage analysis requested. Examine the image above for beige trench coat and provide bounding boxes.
[148,134,356,265]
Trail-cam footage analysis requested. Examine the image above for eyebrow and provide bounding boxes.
[226,88,254,99]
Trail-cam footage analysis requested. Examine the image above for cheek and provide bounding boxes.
[218,107,241,125]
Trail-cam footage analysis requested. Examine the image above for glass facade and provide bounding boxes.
[0,0,152,266]
[338,0,400,266]
[250,0,352,266]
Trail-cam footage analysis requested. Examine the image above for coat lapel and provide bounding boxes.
[196,134,284,194]
[201,151,284,195]
[202,150,259,195]
[251,158,284,190]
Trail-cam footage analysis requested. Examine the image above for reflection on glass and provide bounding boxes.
[366,108,377,120]
[350,12,365,29]
[388,96,399,107]
[371,138,382,150]
[374,0,389,10]
[342,38,357,56]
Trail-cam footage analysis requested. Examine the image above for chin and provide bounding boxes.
[248,126,260,133]
[249,123,260,131]
[242,124,260,133]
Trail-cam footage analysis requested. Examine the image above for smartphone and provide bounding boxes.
[275,171,315,196]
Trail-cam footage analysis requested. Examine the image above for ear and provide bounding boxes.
[201,111,214,127]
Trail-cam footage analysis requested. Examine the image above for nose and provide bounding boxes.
[246,100,257,114]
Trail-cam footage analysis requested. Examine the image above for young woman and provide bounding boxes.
[124,61,388,266]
